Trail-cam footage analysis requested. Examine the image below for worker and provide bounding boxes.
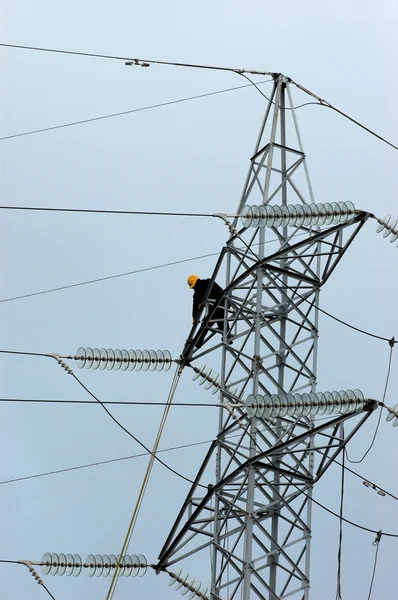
[187,275,225,341]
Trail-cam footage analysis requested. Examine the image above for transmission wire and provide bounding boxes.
[1,43,397,151]
[105,365,182,600]
[345,341,394,463]
[367,531,382,599]
[0,80,272,141]
[335,428,345,600]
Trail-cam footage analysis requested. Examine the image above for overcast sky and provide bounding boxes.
[0,1,397,599]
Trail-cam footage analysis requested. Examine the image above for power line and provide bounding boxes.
[367,531,382,600]
[0,397,216,407]
[0,80,272,141]
[0,42,274,76]
[334,459,398,503]
[335,430,345,600]
[69,370,204,488]
[345,341,394,463]
[2,42,396,151]
[0,205,219,217]
[0,438,214,487]
[0,560,57,600]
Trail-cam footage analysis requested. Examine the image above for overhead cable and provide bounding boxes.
[367,531,382,599]
[0,80,272,141]
[345,341,394,463]
[1,42,396,151]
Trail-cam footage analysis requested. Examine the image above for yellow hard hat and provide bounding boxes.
[187,274,199,289]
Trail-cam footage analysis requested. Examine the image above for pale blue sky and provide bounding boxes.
[0,1,397,599]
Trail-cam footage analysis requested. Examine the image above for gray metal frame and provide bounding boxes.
[156,75,373,600]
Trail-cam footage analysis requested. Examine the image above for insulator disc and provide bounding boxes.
[106,348,115,370]
[123,554,132,577]
[75,347,86,369]
[376,214,390,233]
[99,348,108,370]
[181,577,196,595]
[205,373,219,390]
[64,553,74,577]
[301,393,311,417]
[393,417,398,427]
[250,205,261,227]
[383,218,397,238]
[128,350,137,371]
[85,554,96,577]
[338,201,348,218]
[309,204,320,226]
[197,583,209,598]
[155,350,165,371]
[323,391,334,414]
[113,349,122,371]
[345,201,356,217]
[199,367,212,385]
[279,394,288,418]
[309,393,319,417]
[286,393,296,416]
[91,348,101,370]
[258,205,268,227]
[49,553,59,576]
[338,390,350,414]
[302,204,312,226]
[134,350,144,371]
[323,203,334,225]
[272,206,283,228]
[101,554,111,577]
[174,572,190,591]
[130,554,139,577]
[316,203,327,226]
[169,568,183,586]
[94,554,104,577]
[109,554,117,569]
[265,205,275,227]
[287,205,297,227]
[293,204,304,227]
[280,206,290,228]
[85,347,94,370]
[141,350,150,372]
[138,554,147,577]
[41,552,52,575]
[116,554,125,577]
[72,554,82,577]
[353,389,364,401]
[246,394,257,418]
[57,553,67,577]
[120,349,130,371]
[331,202,341,224]
[163,350,173,371]
[386,403,398,422]
[255,394,264,418]
[316,392,327,416]
[294,394,304,418]
[147,349,157,371]
[241,205,252,227]
[263,395,274,419]
[192,366,204,381]
[269,394,279,418]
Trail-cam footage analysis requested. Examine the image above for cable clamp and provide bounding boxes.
[389,336,395,347]
[47,353,74,375]
[19,560,44,585]
[373,530,382,546]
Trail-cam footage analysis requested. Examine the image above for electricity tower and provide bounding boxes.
[155,74,377,599]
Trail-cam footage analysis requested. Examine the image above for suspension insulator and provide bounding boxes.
[84,553,147,577]
[74,347,173,371]
[41,553,82,577]
[240,201,356,228]
[41,552,147,577]
[192,364,221,395]
[245,389,365,419]
[385,403,398,427]
[376,215,398,244]
[168,568,209,599]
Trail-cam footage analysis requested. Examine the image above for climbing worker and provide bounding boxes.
[187,274,225,338]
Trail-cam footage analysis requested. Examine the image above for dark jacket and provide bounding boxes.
[192,279,224,320]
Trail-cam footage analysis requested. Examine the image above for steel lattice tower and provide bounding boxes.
[156,74,376,600]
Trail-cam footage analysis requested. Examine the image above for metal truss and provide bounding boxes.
[156,75,374,600]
